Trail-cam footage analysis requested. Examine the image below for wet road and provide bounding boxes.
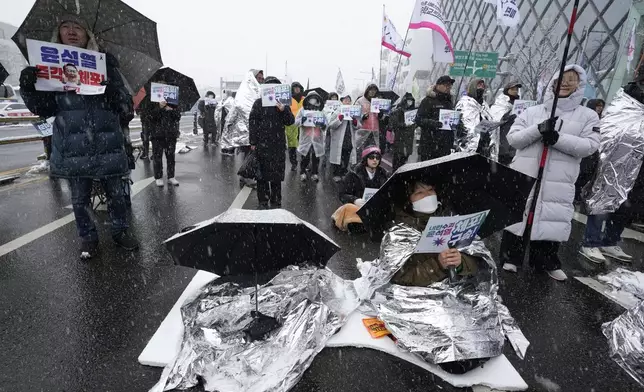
[0,140,642,392]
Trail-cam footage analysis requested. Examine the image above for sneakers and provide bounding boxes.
[579,247,607,264]
[300,174,307,182]
[600,246,633,262]
[502,263,518,273]
[80,241,99,260]
[113,231,139,251]
[547,269,568,281]
[311,174,319,182]
[155,179,164,187]
[168,178,180,186]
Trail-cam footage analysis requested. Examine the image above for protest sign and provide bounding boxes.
[404,109,418,126]
[414,210,489,253]
[32,118,53,137]
[439,109,460,130]
[362,187,379,201]
[204,98,218,106]
[26,39,106,95]
[370,98,392,113]
[150,83,180,106]
[340,105,362,118]
[512,100,538,116]
[261,84,291,107]
[325,100,341,112]
[302,110,326,127]
[474,119,502,134]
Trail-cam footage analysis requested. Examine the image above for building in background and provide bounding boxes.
[0,21,28,88]
[420,0,638,102]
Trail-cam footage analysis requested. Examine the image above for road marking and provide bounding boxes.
[573,212,644,243]
[0,176,154,257]
[228,186,252,210]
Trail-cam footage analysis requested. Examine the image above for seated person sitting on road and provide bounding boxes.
[391,181,478,286]
[332,146,389,232]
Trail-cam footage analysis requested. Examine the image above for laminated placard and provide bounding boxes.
[324,100,341,111]
[414,210,489,253]
[302,110,326,127]
[404,109,418,126]
[439,109,460,130]
[362,187,379,201]
[340,105,362,118]
[370,98,392,113]
[32,118,53,137]
[261,84,291,107]
[150,82,180,106]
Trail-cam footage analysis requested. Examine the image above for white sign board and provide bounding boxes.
[150,83,180,105]
[325,100,342,112]
[340,105,362,119]
[32,118,53,137]
[439,109,461,130]
[414,210,489,253]
[404,109,418,126]
[302,110,326,127]
[362,187,379,201]
[370,98,392,113]
[512,100,538,116]
[26,39,107,95]
[261,84,291,107]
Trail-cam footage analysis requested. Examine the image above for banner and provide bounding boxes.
[340,105,362,118]
[496,0,520,28]
[382,13,411,58]
[261,84,291,107]
[512,100,538,116]
[414,210,489,253]
[404,109,418,126]
[26,39,107,95]
[324,100,342,112]
[151,82,180,105]
[370,98,392,113]
[302,110,326,127]
[409,0,454,63]
[439,109,460,130]
[336,69,346,95]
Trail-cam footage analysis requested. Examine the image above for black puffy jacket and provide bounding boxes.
[339,163,389,204]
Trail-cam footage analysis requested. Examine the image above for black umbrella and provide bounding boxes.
[12,0,163,91]
[0,63,8,86]
[357,152,536,240]
[378,90,400,103]
[165,209,341,339]
[304,87,329,102]
[147,67,200,112]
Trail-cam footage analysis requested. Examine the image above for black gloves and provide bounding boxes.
[362,114,369,121]
[430,119,444,129]
[506,114,517,123]
[538,117,561,146]
[19,66,39,91]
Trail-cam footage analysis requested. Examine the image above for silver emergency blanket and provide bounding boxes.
[598,268,644,302]
[215,96,235,140]
[221,71,260,149]
[150,267,360,392]
[357,224,529,363]
[602,300,644,387]
[489,93,513,122]
[455,95,495,158]
[586,88,644,215]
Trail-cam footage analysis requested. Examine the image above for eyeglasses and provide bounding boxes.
[367,154,381,160]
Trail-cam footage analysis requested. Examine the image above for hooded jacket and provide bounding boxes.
[339,162,389,204]
[505,64,600,241]
[198,91,218,131]
[286,82,305,148]
[356,83,380,132]
[415,86,454,159]
[455,79,493,154]
[390,93,416,156]
[295,91,327,157]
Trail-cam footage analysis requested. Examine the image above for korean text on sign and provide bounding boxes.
[340,105,362,119]
[150,83,180,106]
[26,39,106,95]
[404,109,418,126]
[302,111,326,127]
[261,84,292,107]
[439,109,460,130]
[512,100,538,116]
[414,210,489,254]
[370,98,392,113]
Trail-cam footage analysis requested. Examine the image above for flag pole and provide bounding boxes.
[380,4,385,88]
[391,6,414,91]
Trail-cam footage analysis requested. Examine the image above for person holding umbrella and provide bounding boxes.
[286,82,305,171]
[19,15,138,259]
[249,76,295,209]
[390,92,416,170]
[415,76,456,162]
[500,65,600,281]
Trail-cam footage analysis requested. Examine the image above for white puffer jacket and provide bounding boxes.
[505,64,600,241]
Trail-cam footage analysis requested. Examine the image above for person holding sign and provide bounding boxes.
[20,15,138,259]
[332,146,389,232]
[415,76,456,161]
[322,92,340,169]
[390,92,417,170]
[490,81,521,165]
[500,65,600,281]
[286,82,305,171]
[455,79,494,157]
[328,94,360,182]
[198,91,218,145]
[355,84,382,157]
[295,91,327,182]
[249,76,295,209]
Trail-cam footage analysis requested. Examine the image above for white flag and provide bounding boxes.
[496,0,520,27]
[409,0,454,63]
[627,23,636,72]
[382,13,411,58]
[336,69,346,94]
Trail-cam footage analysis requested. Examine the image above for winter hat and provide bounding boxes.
[264,76,281,85]
[361,146,381,160]
[51,15,100,52]
[436,75,455,85]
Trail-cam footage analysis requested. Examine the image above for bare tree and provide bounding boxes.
[514,21,562,100]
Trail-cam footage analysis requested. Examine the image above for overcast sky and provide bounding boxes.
[0,0,416,92]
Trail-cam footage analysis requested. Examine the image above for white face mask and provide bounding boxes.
[412,195,439,214]
[406,100,414,107]
[309,99,318,106]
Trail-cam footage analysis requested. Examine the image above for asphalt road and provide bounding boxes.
[0,142,642,392]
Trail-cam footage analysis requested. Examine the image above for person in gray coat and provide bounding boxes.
[499,65,600,281]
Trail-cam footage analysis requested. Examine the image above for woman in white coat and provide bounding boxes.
[328,95,360,182]
[499,65,600,281]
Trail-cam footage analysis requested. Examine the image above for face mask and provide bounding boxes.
[309,99,318,106]
[412,195,439,214]
[476,88,485,99]
[406,100,414,107]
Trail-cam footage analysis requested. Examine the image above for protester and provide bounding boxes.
[198,91,218,145]
[415,76,455,161]
[322,92,340,169]
[455,79,493,156]
[587,99,605,118]
[140,80,182,187]
[20,15,138,259]
[296,91,327,182]
[490,81,521,165]
[220,69,262,156]
[574,99,604,202]
[499,65,600,281]
[249,76,295,209]
[286,82,305,171]
[580,85,644,264]
[355,83,381,157]
[328,94,359,182]
[389,92,416,170]
[332,146,388,232]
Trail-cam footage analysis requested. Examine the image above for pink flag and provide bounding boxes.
[382,13,411,58]
[409,0,454,63]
